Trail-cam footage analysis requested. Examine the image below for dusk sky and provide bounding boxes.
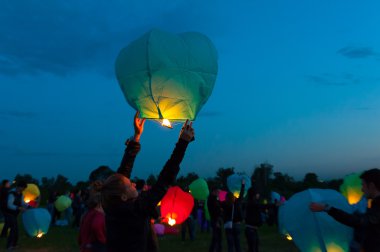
[1,0,380,183]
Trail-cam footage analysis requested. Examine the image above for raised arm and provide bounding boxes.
[138,120,195,213]
[237,179,246,201]
[117,112,145,178]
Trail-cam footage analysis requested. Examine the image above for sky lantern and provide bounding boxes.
[115,29,218,126]
[218,190,227,202]
[227,174,251,198]
[23,184,40,203]
[160,186,194,226]
[54,195,72,212]
[278,189,353,252]
[340,173,363,205]
[22,208,51,238]
[189,178,209,200]
[271,191,281,203]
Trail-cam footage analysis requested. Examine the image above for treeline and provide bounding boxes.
[9,162,343,204]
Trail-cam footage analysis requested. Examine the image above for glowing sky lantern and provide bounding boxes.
[189,178,209,200]
[227,174,251,198]
[340,173,363,205]
[160,186,194,226]
[23,184,40,203]
[54,195,72,212]
[22,208,51,238]
[278,189,353,252]
[218,190,227,202]
[115,29,218,126]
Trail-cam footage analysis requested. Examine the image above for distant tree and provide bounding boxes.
[176,172,199,190]
[89,165,115,182]
[215,167,235,190]
[302,172,321,188]
[146,174,157,186]
[13,174,39,185]
[252,163,273,198]
[52,174,72,195]
[325,178,343,191]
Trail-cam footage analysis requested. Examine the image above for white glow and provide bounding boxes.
[161,119,172,128]
[168,217,176,226]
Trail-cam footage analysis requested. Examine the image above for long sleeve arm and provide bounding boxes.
[116,139,141,178]
[137,139,190,215]
[328,207,380,228]
[7,193,17,211]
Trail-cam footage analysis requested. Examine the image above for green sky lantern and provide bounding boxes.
[54,195,72,212]
[115,29,218,126]
[189,178,209,201]
[340,173,363,205]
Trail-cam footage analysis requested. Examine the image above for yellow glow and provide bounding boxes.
[286,234,292,241]
[24,198,31,203]
[347,189,362,204]
[326,243,344,252]
[168,217,176,226]
[36,231,44,238]
[161,119,173,128]
[233,192,240,198]
[157,201,161,206]
[368,199,372,208]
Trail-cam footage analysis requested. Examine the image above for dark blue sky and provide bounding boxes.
[1,0,380,183]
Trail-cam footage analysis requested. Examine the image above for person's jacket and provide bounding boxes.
[222,183,245,224]
[207,194,221,224]
[5,189,24,216]
[105,139,189,252]
[245,197,262,227]
[327,195,380,252]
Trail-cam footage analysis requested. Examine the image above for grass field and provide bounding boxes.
[0,223,299,251]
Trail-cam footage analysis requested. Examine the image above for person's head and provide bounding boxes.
[360,168,380,199]
[1,179,10,188]
[16,180,27,193]
[100,174,138,209]
[86,181,103,210]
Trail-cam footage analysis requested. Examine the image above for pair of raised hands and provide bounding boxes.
[133,112,195,142]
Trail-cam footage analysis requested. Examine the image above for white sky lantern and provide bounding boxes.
[115,29,218,126]
[278,189,353,252]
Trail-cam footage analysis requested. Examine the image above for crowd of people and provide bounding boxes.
[0,112,380,252]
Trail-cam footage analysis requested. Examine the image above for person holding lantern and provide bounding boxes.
[98,111,195,252]
[222,179,245,252]
[310,168,380,252]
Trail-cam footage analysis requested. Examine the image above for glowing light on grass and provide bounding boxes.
[286,234,293,240]
[36,231,44,238]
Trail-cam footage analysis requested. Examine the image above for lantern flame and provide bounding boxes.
[168,217,176,226]
[36,231,44,238]
[161,119,173,128]
[24,198,31,203]
[286,234,292,240]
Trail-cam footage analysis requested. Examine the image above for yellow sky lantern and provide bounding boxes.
[23,184,40,203]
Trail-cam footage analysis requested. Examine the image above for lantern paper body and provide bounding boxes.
[160,186,194,226]
[153,223,165,236]
[340,173,363,205]
[278,189,353,252]
[23,184,40,203]
[227,174,251,197]
[54,195,72,212]
[115,29,218,121]
[22,208,51,237]
[271,191,281,203]
[218,190,227,202]
[189,178,209,200]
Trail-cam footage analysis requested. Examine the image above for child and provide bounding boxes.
[99,112,195,252]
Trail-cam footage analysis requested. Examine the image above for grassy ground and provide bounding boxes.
[0,223,299,251]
